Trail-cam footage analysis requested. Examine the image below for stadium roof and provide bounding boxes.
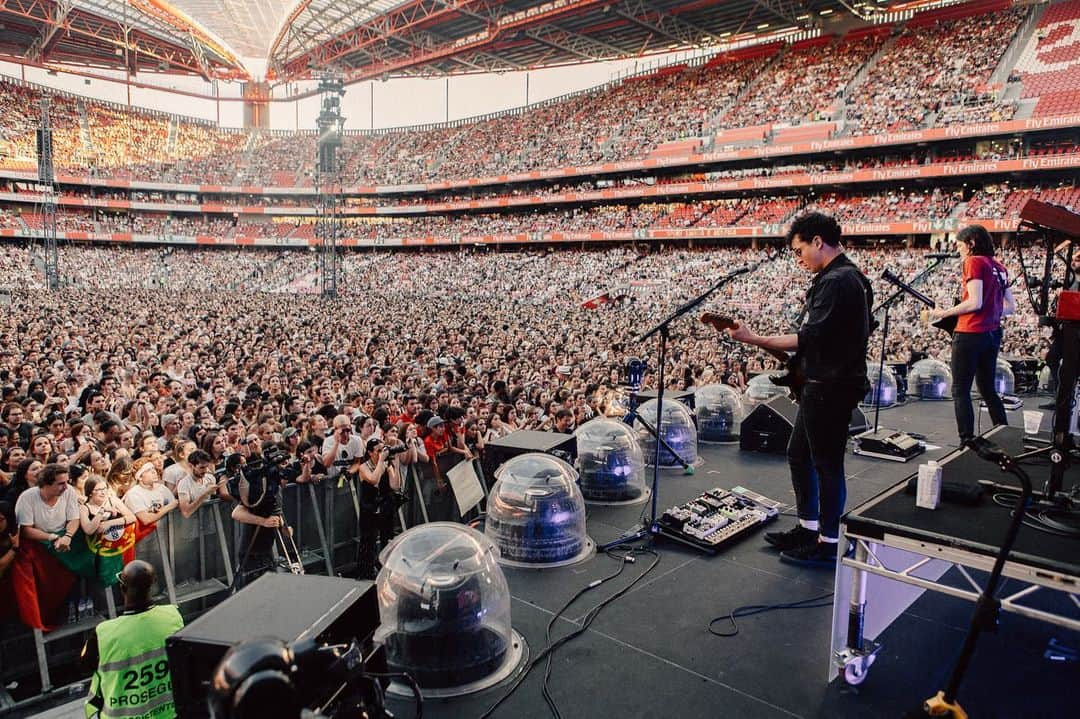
[0,0,957,84]
[0,0,250,78]
[266,0,878,83]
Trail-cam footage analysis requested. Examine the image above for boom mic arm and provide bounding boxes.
[881,268,936,308]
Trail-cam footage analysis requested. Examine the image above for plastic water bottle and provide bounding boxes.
[917,459,941,510]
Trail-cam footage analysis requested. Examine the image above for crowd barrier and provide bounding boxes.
[1,457,489,693]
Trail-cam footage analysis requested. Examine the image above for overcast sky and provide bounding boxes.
[1,50,691,132]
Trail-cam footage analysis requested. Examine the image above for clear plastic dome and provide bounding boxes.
[994,358,1015,395]
[374,523,512,689]
[745,372,790,404]
[910,358,953,400]
[484,453,588,565]
[695,384,745,442]
[633,397,698,467]
[574,419,647,502]
[862,361,898,408]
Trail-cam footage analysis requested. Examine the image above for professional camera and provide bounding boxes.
[384,442,408,457]
[208,636,416,719]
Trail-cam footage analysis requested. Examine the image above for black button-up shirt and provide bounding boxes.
[796,253,874,384]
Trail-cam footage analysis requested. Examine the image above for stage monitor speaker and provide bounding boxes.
[740,397,870,453]
[482,429,576,484]
[166,574,378,718]
[740,396,797,454]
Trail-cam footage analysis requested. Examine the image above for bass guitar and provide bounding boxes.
[700,312,805,401]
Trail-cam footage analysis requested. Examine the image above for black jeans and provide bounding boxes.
[787,381,861,540]
[951,329,1007,442]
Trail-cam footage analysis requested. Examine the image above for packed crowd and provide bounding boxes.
[844,8,1025,134]
[718,33,883,130]
[0,238,1061,634]
[1,5,1049,188]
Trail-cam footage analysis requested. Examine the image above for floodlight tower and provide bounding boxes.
[36,98,59,290]
[315,74,345,298]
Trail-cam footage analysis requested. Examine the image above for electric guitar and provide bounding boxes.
[923,274,1018,337]
[700,312,805,401]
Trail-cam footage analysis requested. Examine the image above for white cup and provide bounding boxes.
[1022,410,1043,435]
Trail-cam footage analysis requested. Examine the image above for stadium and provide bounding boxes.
[0,0,1077,717]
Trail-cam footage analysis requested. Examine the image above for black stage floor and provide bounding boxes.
[386,399,1076,719]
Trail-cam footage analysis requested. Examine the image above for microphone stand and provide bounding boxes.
[601,253,774,552]
[871,259,944,431]
[915,438,1032,719]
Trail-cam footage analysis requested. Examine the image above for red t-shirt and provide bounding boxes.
[955,256,1008,333]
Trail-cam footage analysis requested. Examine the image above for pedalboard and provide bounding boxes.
[656,486,781,553]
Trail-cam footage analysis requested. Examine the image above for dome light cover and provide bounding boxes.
[574,418,647,502]
[862,361,898,408]
[633,398,698,467]
[375,523,513,691]
[745,372,790,404]
[484,454,589,565]
[695,384,745,442]
[910,358,953,400]
[994,357,1015,395]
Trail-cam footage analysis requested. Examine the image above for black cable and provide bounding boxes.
[477,547,660,719]
[991,492,1080,538]
[540,552,630,719]
[707,591,834,638]
[541,548,660,719]
[361,671,422,719]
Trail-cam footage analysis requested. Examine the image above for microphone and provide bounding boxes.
[881,269,935,308]
[926,252,959,260]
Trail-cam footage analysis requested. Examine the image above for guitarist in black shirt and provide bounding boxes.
[722,212,874,566]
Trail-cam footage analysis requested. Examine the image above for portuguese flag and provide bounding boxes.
[5,523,154,631]
[9,539,75,631]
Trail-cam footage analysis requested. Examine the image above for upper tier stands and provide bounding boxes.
[845,6,1025,134]
[1,3,1069,189]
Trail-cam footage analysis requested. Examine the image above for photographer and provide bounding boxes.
[321,415,363,483]
[227,452,286,587]
[351,438,401,579]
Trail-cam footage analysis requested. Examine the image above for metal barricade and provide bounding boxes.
[323,477,362,573]
[279,481,333,575]
[31,575,117,693]
[165,499,234,606]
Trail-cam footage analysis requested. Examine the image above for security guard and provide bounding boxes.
[83,560,184,719]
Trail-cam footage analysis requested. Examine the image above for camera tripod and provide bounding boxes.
[231,508,304,591]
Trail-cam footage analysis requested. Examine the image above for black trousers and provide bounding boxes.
[787,381,861,540]
[951,329,1007,442]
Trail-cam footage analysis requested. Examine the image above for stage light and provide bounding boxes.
[909,358,953,400]
[862,361,898,408]
[695,384,745,443]
[374,523,523,696]
[574,418,647,503]
[633,397,698,467]
[484,453,591,567]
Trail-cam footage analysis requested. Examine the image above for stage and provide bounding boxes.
[27,399,1077,719]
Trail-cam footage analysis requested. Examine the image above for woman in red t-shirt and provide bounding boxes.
[929,225,1016,442]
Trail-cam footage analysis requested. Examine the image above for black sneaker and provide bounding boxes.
[779,540,852,568]
[764,525,818,551]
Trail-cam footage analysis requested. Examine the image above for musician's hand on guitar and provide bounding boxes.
[726,320,757,344]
